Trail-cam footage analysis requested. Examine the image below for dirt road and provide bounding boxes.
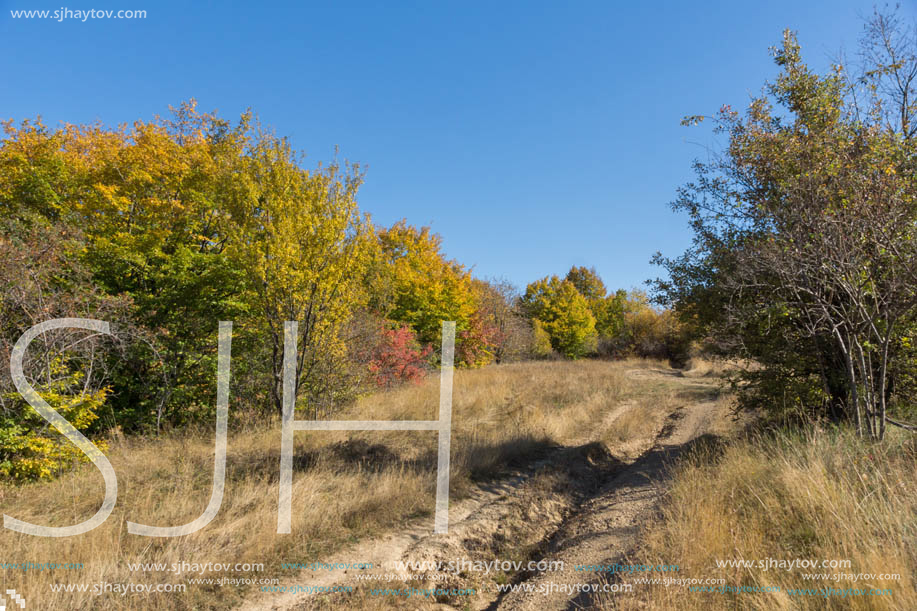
[493,370,724,610]
[240,366,731,611]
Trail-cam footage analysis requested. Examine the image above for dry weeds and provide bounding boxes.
[616,427,917,611]
[0,359,631,610]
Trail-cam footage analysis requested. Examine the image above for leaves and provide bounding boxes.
[521,275,597,359]
[655,15,917,437]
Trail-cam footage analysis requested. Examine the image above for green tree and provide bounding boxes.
[521,276,597,358]
[655,20,917,438]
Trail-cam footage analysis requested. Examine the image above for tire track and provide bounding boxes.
[239,368,724,611]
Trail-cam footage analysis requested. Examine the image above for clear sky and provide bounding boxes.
[2,0,913,292]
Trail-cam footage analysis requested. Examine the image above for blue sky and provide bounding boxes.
[2,0,913,292]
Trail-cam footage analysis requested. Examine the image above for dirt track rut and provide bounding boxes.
[241,367,727,611]
[494,373,722,610]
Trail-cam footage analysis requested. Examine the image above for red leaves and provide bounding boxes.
[366,324,432,388]
[456,311,503,368]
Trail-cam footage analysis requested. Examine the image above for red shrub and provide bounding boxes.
[366,324,432,388]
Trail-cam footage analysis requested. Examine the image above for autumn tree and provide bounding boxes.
[655,17,917,438]
[531,320,555,358]
[227,132,373,417]
[565,266,607,302]
[375,221,485,365]
[0,102,254,429]
[594,289,628,341]
[0,102,381,425]
[563,267,637,355]
[521,276,597,359]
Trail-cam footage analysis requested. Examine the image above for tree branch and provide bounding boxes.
[885,416,917,431]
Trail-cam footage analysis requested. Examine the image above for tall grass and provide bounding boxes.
[619,427,917,611]
[0,359,629,610]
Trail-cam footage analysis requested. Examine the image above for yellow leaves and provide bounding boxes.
[532,319,554,358]
[1,357,109,482]
[224,138,373,404]
[522,276,597,359]
[377,221,478,348]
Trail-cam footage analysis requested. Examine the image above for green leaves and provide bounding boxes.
[657,13,917,435]
[521,275,597,359]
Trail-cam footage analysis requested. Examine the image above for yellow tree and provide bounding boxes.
[228,132,373,417]
[521,276,597,359]
[375,221,478,362]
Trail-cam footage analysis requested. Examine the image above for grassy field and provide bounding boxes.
[0,359,643,610]
[5,358,912,611]
[615,427,917,611]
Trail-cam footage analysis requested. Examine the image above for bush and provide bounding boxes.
[0,359,108,481]
[0,220,127,480]
[360,323,432,389]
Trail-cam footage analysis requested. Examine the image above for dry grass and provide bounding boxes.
[0,359,631,610]
[603,391,677,447]
[617,427,917,611]
[680,356,757,378]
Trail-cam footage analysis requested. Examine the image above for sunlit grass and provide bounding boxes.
[618,427,917,611]
[0,359,632,610]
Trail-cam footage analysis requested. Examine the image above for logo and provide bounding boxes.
[5,319,456,537]
[0,589,25,610]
